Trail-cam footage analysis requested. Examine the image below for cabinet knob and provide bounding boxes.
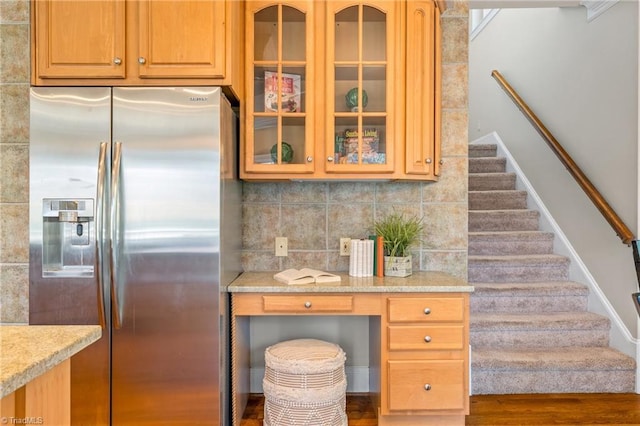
[306,156,313,163]
[440,159,444,165]
[138,57,147,65]
[425,158,432,164]
[113,57,122,65]
[327,156,334,162]
[424,308,431,315]
[424,336,432,343]
[304,301,312,309]
[424,384,432,391]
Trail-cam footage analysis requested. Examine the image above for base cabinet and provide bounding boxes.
[381,295,469,422]
[0,359,71,425]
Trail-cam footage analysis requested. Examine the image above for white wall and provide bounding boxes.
[469,3,639,335]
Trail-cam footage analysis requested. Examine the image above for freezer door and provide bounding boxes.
[29,87,112,425]
[111,87,224,425]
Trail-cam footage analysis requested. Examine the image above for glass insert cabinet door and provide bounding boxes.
[246,2,314,173]
[326,1,396,173]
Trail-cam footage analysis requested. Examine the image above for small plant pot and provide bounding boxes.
[383,256,412,277]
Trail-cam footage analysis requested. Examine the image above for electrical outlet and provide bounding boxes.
[275,237,288,257]
[339,238,351,256]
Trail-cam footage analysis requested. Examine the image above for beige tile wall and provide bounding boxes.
[241,4,469,279]
[0,0,30,323]
[0,1,468,324]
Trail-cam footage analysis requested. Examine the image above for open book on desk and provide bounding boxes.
[273,268,341,285]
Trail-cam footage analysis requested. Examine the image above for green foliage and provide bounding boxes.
[373,211,424,257]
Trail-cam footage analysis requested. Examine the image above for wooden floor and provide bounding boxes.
[241,393,640,425]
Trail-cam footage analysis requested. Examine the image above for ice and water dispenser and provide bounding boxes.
[42,198,95,277]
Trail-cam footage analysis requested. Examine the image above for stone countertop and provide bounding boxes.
[228,270,473,293]
[0,325,102,398]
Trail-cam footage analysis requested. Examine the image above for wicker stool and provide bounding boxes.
[263,338,347,426]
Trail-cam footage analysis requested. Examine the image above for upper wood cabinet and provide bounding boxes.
[241,0,441,181]
[31,0,244,98]
[405,0,441,178]
[33,1,127,79]
[137,1,227,79]
[243,1,316,175]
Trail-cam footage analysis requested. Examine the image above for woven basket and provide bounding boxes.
[263,339,347,426]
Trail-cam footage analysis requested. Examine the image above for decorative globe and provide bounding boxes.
[345,88,368,112]
[270,142,294,164]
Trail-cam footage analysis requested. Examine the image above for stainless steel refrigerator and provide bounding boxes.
[29,87,241,425]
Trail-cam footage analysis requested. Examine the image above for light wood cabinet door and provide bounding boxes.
[137,0,227,78]
[34,1,126,79]
[405,0,441,178]
[325,1,399,174]
[388,360,466,411]
[244,1,316,175]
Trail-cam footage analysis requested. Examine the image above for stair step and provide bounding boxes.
[466,142,636,395]
[469,172,517,191]
[471,347,636,394]
[469,190,528,210]
[471,281,589,313]
[469,157,506,173]
[470,312,610,348]
[468,254,570,283]
[469,143,497,158]
[469,231,554,255]
[469,210,540,232]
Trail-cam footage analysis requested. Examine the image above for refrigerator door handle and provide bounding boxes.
[110,141,123,329]
[95,142,108,329]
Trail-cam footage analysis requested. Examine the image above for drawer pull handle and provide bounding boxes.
[424,308,431,315]
[424,336,432,343]
[304,301,312,309]
[424,384,432,391]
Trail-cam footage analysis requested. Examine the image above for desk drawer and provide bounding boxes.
[388,360,465,411]
[388,325,464,351]
[262,295,353,313]
[388,297,464,323]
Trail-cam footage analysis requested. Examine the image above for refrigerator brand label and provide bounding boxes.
[189,96,208,102]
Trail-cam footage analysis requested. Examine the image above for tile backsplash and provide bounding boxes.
[0,1,468,323]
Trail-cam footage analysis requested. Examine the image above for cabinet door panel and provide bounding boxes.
[137,0,226,78]
[327,2,396,173]
[35,1,125,79]
[405,1,439,177]
[245,1,315,174]
[388,360,465,411]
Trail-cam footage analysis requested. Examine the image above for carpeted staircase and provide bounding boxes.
[468,143,636,394]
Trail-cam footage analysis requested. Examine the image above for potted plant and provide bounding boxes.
[373,211,424,277]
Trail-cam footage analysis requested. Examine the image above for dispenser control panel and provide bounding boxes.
[42,198,95,277]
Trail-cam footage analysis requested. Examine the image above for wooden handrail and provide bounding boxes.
[491,70,635,245]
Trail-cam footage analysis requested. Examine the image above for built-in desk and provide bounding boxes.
[229,271,473,426]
